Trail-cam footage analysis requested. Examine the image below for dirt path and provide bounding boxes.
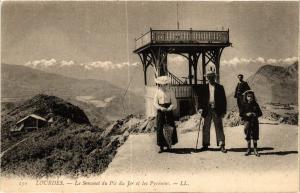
[0,138,28,158]
[101,122,298,192]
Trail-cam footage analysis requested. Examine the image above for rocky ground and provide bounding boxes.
[225,103,298,127]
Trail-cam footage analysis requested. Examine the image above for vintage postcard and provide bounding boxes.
[0,1,299,192]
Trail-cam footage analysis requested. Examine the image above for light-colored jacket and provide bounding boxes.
[153,87,177,111]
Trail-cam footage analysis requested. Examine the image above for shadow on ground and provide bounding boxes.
[227,147,274,152]
[259,151,298,156]
[166,147,297,156]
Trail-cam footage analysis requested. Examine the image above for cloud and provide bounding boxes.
[81,61,138,70]
[24,59,75,68]
[60,60,75,67]
[168,55,187,65]
[24,58,57,68]
[221,57,298,67]
[24,59,137,70]
[281,57,298,65]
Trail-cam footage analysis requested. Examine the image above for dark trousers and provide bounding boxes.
[203,106,225,146]
[237,96,243,112]
[244,119,259,140]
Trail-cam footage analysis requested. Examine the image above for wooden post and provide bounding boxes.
[202,50,206,84]
[139,53,147,85]
[144,66,147,85]
[156,49,168,76]
[192,52,200,85]
[162,53,168,75]
[216,61,220,83]
[194,61,198,85]
[215,49,220,83]
[188,54,192,84]
[153,48,163,76]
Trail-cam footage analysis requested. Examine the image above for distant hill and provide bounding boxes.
[25,63,146,97]
[228,62,298,110]
[0,94,143,177]
[1,94,91,152]
[1,63,145,124]
[1,94,154,177]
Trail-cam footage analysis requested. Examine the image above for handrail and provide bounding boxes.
[135,29,230,49]
[151,29,229,33]
[135,31,151,41]
[152,30,228,43]
[136,29,229,39]
[167,71,185,85]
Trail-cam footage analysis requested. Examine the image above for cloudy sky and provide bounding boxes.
[2,1,298,63]
[1,1,298,92]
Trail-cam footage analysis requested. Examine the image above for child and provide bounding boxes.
[240,90,262,157]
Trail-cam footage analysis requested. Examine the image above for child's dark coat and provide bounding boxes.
[240,102,262,140]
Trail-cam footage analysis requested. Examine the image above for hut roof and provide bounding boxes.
[16,114,47,124]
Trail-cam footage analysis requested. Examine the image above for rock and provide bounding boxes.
[117,135,125,146]
[124,117,141,133]
[279,113,298,125]
[263,111,281,121]
[139,119,150,133]
[145,117,156,133]
[224,111,242,127]
[177,114,202,133]
[100,122,119,138]
[279,117,285,123]
[123,130,130,138]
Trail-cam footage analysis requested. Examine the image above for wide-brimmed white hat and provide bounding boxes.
[155,76,171,85]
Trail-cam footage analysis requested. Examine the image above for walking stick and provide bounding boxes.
[195,110,202,150]
[192,89,202,150]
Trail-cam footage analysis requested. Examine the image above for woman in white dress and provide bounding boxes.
[153,76,178,153]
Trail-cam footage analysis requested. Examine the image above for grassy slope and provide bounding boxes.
[1,94,147,177]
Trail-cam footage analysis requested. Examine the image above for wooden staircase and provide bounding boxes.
[167,71,185,85]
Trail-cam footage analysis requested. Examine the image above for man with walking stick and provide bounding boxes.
[196,70,227,153]
[195,109,203,150]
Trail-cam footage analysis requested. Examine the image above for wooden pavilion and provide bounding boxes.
[12,114,48,132]
[133,28,231,118]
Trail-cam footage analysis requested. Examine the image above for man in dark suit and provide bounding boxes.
[234,74,251,112]
[198,70,227,153]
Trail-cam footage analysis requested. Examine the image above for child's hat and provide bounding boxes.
[242,90,254,95]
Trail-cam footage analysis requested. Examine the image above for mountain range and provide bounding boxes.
[227,62,298,110]
[247,62,298,103]
[1,63,145,124]
[2,61,298,117]
[19,57,298,97]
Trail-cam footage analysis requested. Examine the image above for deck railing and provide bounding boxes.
[135,31,152,50]
[145,85,193,99]
[170,85,192,98]
[135,29,230,49]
